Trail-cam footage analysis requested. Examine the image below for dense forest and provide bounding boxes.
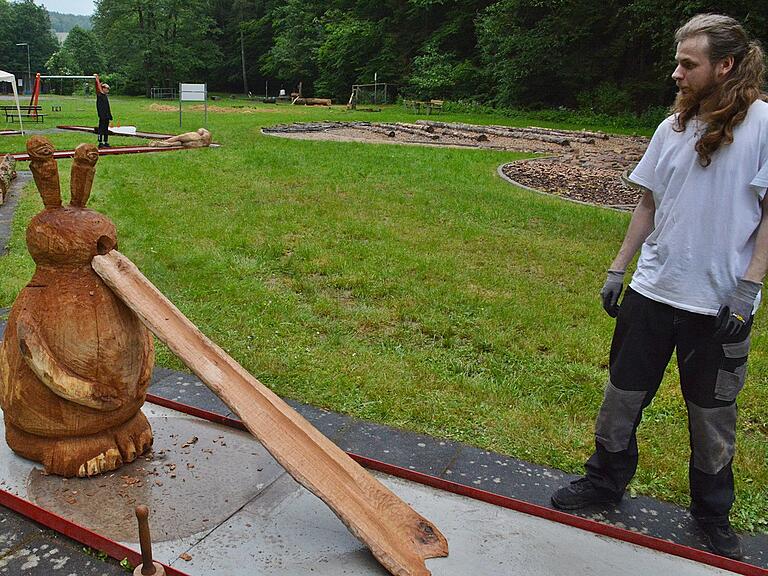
[4,0,768,114]
[48,11,92,32]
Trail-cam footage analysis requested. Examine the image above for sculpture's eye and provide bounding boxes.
[97,235,115,255]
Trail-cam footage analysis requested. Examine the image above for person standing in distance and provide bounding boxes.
[95,74,112,148]
[551,13,768,560]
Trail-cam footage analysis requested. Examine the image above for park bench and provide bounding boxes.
[1,105,46,123]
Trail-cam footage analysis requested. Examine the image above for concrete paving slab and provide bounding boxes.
[172,466,740,576]
[283,398,357,443]
[144,369,768,568]
[0,531,125,575]
[0,404,743,576]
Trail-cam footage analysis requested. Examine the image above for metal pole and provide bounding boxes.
[25,45,30,96]
[179,83,182,128]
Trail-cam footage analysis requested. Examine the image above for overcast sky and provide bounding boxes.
[37,0,94,16]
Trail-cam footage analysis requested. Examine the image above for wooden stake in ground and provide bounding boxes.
[92,250,449,576]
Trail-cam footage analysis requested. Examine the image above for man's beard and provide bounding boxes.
[674,77,721,115]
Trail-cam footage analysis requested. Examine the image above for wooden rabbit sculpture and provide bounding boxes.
[0,137,154,477]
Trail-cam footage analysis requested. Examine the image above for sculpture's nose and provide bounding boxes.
[97,234,117,255]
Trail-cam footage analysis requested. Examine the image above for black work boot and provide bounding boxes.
[551,477,623,510]
[699,521,743,560]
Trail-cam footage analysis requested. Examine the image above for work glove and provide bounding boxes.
[600,270,625,318]
[713,278,762,340]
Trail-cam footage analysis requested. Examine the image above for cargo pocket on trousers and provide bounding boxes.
[714,338,750,402]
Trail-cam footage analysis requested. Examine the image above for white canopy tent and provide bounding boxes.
[0,69,24,134]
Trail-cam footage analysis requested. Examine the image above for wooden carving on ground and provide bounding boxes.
[0,154,16,205]
[0,137,154,478]
[148,128,211,148]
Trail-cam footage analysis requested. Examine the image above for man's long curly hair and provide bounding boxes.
[673,14,766,167]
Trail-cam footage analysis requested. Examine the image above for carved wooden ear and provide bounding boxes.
[70,144,99,207]
[26,136,61,208]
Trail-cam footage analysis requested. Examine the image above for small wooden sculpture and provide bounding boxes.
[0,137,154,477]
[0,154,17,205]
[148,128,211,148]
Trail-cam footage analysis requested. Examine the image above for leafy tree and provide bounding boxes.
[46,27,106,76]
[0,0,59,86]
[33,0,768,111]
[93,0,222,96]
[259,0,324,94]
[315,12,381,99]
[407,45,461,99]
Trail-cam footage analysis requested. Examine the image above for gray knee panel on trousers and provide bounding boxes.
[687,400,737,475]
[595,380,647,453]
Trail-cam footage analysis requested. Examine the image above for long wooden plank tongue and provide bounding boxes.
[92,250,448,576]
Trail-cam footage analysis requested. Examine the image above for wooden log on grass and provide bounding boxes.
[394,122,435,133]
[436,129,488,142]
[354,125,396,137]
[92,250,448,576]
[527,125,608,140]
[491,125,597,144]
[293,97,333,106]
[415,120,571,145]
[374,123,439,139]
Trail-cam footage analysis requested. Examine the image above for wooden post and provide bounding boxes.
[134,505,165,576]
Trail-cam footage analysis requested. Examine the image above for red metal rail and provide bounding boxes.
[11,145,186,161]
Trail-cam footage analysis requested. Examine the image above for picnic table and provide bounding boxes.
[403,99,444,114]
[1,105,45,123]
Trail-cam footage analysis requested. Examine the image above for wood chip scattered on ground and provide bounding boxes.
[264,121,651,210]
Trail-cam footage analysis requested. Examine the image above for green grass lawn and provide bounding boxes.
[1,96,766,532]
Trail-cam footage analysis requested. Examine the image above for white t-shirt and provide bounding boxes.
[628,99,768,315]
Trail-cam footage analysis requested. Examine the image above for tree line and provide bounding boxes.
[5,0,768,114]
[0,1,58,84]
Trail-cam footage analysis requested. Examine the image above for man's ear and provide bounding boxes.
[716,55,735,79]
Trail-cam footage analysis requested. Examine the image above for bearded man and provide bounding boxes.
[551,14,768,560]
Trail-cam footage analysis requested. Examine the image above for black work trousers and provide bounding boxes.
[585,287,752,525]
[97,118,110,143]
